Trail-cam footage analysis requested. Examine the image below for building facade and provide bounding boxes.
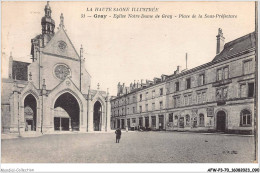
[111,29,256,134]
[1,2,111,133]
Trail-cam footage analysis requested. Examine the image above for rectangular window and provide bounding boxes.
[122,108,124,115]
[133,107,135,114]
[133,95,136,102]
[160,88,163,96]
[223,67,229,79]
[145,104,148,112]
[202,92,206,103]
[173,97,177,108]
[177,97,181,107]
[217,69,223,81]
[152,103,155,110]
[244,60,253,75]
[186,78,191,89]
[217,66,229,81]
[132,118,136,123]
[240,110,251,126]
[223,88,228,99]
[248,83,254,97]
[160,101,163,109]
[240,84,247,98]
[199,74,205,86]
[184,95,188,106]
[175,82,179,92]
[127,97,130,104]
[140,94,142,101]
[127,108,129,115]
[139,106,142,113]
[189,94,192,105]
[152,90,155,98]
[197,93,202,104]
[146,92,149,100]
[169,113,173,122]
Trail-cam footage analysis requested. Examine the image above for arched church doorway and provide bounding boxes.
[54,92,80,131]
[216,111,226,132]
[93,101,102,131]
[24,94,37,131]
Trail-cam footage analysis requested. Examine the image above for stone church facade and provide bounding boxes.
[1,2,111,133]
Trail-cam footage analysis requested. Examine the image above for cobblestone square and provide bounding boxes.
[1,132,255,163]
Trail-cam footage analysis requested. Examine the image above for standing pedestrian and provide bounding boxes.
[115,128,122,143]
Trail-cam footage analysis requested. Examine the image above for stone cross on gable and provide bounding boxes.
[59,13,64,28]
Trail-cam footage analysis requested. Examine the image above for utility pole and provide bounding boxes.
[18,95,21,137]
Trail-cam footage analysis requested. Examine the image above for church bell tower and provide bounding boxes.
[41,1,55,46]
[41,1,55,35]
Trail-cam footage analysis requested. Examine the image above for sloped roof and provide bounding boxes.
[212,32,256,62]
[83,90,107,100]
[12,60,31,81]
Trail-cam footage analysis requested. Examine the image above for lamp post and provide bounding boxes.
[18,94,21,137]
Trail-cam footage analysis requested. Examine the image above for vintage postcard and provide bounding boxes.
[1,0,258,172]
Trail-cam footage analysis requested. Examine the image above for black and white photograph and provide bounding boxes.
[0,0,258,172]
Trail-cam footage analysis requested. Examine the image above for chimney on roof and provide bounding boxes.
[177,65,181,73]
[216,28,225,54]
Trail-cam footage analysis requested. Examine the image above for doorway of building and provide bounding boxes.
[145,117,149,128]
[117,119,120,128]
[216,111,226,132]
[121,119,125,129]
[93,101,102,131]
[179,117,184,128]
[24,94,37,131]
[139,117,143,128]
[54,92,80,131]
[159,115,164,130]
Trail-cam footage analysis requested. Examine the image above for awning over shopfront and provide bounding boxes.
[54,107,70,118]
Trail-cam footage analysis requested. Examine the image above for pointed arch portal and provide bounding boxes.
[54,92,80,131]
[93,101,102,131]
[24,94,37,131]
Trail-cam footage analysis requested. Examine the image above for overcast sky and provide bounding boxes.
[1,1,255,96]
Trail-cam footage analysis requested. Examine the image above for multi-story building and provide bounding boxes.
[111,29,256,134]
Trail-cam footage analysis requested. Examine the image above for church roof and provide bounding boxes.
[12,60,31,81]
[212,32,256,62]
[83,90,107,100]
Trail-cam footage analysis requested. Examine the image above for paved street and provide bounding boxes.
[1,131,255,163]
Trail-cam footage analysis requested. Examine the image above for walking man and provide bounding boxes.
[115,128,122,143]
